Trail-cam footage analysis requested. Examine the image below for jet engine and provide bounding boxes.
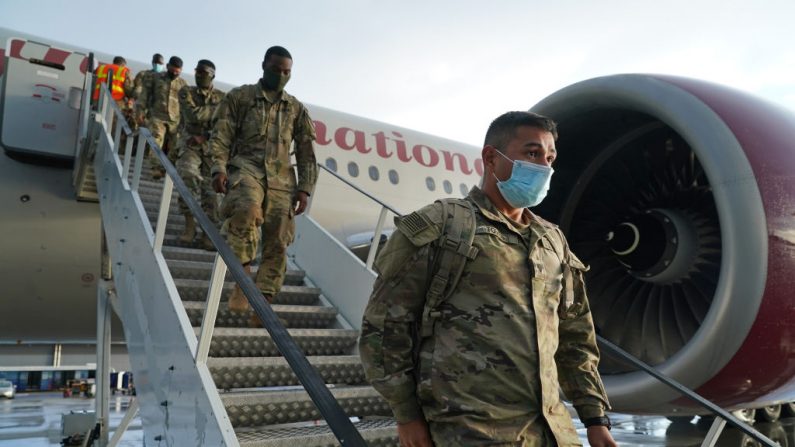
[531,74,795,414]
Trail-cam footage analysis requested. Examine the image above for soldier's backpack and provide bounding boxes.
[415,198,479,338]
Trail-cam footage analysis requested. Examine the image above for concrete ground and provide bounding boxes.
[1,392,793,446]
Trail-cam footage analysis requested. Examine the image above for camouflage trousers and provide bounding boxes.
[146,117,179,165]
[428,418,561,446]
[175,140,219,224]
[219,170,295,296]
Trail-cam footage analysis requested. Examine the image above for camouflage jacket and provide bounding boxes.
[208,80,317,194]
[359,187,610,445]
[132,69,154,100]
[136,72,187,123]
[178,85,225,144]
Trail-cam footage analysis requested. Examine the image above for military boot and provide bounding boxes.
[248,295,288,328]
[179,215,197,243]
[199,232,216,251]
[227,265,252,313]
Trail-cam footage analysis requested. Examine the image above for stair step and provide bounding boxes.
[175,279,320,305]
[208,355,365,388]
[235,418,397,447]
[167,259,305,285]
[162,246,220,263]
[183,301,337,329]
[202,328,358,357]
[221,386,391,427]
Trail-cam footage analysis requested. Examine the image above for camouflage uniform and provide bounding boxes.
[209,80,317,295]
[132,69,155,101]
[176,84,225,223]
[359,187,611,446]
[137,71,187,160]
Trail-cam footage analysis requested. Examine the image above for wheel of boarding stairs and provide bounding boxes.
[730,408,757,425]
[755,405,781,423]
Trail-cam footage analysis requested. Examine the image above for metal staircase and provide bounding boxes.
[78,82,400,446]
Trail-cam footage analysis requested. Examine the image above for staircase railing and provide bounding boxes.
[89,80,368,446]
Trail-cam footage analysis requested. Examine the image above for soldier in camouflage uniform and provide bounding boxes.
[359,112,616,447]
[136,56,187,178]
[209,46,317,327]
[132,53,164,102]
[175,59,225,250]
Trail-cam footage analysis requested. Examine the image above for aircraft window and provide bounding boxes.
[460,183,469,196]
[426,176,436,191]
[325,157,337,172]
[348,162,359,177]
[443,180,452,194]
[388,169,399,185]
[369,166,380,181]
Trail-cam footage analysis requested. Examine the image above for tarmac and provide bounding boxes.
[1,391,793,446]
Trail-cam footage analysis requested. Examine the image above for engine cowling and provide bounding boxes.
[531,74,795,413]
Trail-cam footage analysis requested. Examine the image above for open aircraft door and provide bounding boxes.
[0,37,89,159]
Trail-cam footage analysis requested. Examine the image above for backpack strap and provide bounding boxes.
[420,198,479,338]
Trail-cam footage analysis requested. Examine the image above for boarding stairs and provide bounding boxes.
[73,70,781,447]
[75,80,401,446]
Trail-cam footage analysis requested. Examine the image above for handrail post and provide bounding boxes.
[112,117,122,154]
[131,136,146,191]
[153,175,173,252]
[122,135,134,186]
[195,254,228,364]
[700,417,728,447]
[366,206,389,269]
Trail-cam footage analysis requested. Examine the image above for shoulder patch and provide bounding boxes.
[400,212,431,236]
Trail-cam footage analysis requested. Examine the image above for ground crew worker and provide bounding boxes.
[93,56,134,148]
[133,53,164,101]
[136,56,187,178]
[176,59,225,250]
[359,111,617,447]
[209,46,317,327]
[92,56,133,110]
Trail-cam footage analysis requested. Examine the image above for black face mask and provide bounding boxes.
[262,70,290,92]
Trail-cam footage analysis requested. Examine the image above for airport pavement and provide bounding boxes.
[0,392,793,446]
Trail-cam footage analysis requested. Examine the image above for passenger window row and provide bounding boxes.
[325,157,473,196]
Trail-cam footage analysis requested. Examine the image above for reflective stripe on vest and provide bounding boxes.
[93,64,129,101]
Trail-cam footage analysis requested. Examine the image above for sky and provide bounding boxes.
[1,0,794,146]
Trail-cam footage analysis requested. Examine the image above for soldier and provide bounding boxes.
[132,53,164,102]
[92,56,134,110]
[209,46,317,327]
[136,56,187,178]
[359,111,617,447]
[176,59,225,250]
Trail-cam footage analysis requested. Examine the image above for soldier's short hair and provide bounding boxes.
[264,46,292,63]
[168,56,183,68]
[112,56,126,65]
[484,111,558,151]
[152,53,164,63]
[196,59,216,71]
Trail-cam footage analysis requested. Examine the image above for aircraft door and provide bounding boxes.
[0,38,88,158]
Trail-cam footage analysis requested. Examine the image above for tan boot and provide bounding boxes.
[227,265,252,313]
[248,295,288,328]
[199,232,216,251]
[179,215,196,243]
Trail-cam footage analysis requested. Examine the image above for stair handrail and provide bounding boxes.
[94,82,368,446]
[316,163,404,268]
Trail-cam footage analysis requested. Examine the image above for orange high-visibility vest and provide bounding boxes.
[93,64,129,101]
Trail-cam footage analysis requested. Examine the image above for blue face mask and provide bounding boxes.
[153,63,165,73]
[493,150,554,208]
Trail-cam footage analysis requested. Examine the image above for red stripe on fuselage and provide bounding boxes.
[43,47,71,66]
[0,49,5,77]
[9,40,24,59]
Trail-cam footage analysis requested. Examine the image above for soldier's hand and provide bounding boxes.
[294,191,310,215]
[586,426,617,447]
[213,173,228,194]
[397,418,433,447]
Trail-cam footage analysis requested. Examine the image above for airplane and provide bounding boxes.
[2,24,795,442]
